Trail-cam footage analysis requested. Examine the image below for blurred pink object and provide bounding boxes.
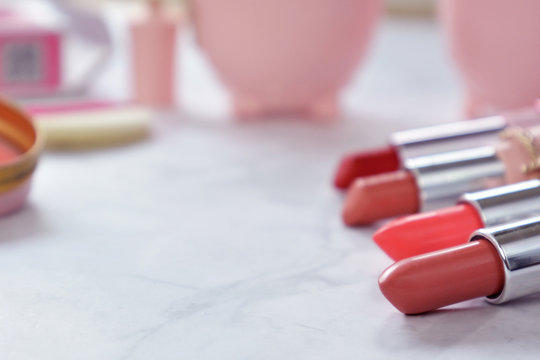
[0,180,30,217]
[0,9,62,96]
[439,0,540,117]
[131,0,179,108]
[192,0,381,119]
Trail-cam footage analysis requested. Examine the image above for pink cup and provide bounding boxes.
[192,0,381,119]
[131,1,180,108]
[439,0,540,117]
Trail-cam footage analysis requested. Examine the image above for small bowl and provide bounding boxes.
[192,0,381,119]
[0,99,43,216]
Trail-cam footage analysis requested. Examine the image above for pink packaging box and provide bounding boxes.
[0,9,62,96]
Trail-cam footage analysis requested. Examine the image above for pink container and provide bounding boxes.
[439,0,540,117]
[192,0,381,119]
[131,1,179,108]
[0,10,62,96]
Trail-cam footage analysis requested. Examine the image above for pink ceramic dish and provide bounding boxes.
[192,0,381,119]
[0,99,42,217]
[439,0,540,117]
[0,180,31,216]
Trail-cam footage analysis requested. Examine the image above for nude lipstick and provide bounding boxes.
[374,179,540,260]
[334,106,540,189]
[379,216,540,315]
[343,125,540,225]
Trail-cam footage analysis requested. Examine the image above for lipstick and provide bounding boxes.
[379,216,540,314]
[343,125,540,225]
[334,106,540,190]
[374,179,540,260]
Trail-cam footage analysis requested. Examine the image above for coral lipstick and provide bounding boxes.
[379,240,503,315]
[334,105,540,190]
[344,146,505,225]
[343,124,540,225]
[374,203,482,260]
[379,216,540,314]
[374,179,540,260]
[342,170,419,225]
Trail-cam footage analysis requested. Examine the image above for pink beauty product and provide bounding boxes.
[439,0,540,117]
[0,9,62,96]
[192,0,381,119]
[0,98,42,217]
[131,0,180,108]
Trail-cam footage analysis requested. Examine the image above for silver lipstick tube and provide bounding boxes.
[390,107,540,162]
[390,116,507,160]
[405,146,506,211]
[470,216,540,304]
[460,179,540,227]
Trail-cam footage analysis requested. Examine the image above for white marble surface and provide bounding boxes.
[2,16,540,359]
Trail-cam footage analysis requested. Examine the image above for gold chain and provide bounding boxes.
[500,127,540,176]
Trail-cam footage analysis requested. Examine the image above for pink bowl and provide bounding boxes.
[439,0,540,117]
[192,0,381,119]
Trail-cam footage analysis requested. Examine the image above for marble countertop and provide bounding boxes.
[3,16,539,359]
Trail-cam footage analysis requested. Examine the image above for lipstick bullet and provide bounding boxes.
[379,216,540,314]
[334,105,540,190]
[343,124,540,225]
[334,146,400,189]
[374,179,540,260]
[343,146,506,225]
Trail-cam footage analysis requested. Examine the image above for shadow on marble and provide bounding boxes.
[377,298,540,351]
[180,107,391,130]
[0,204,49,243]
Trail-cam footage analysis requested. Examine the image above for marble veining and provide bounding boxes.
[0,16,538,360]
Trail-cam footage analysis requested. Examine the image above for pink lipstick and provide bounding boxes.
[379,216,540,314]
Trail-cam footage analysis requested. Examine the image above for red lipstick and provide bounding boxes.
[374,179,540,260]
[333,105,540,190]
[379,216,540,314]
[334,146,399,189]
[344,124,540,225]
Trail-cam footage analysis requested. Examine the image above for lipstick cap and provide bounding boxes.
[471,216,540,304]
[461,179,540,227]
[406,146,506,210]
[390,116,506,160]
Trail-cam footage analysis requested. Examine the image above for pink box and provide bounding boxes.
[0,10,62,96]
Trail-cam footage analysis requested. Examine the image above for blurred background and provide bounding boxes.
[1,0,460,126]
